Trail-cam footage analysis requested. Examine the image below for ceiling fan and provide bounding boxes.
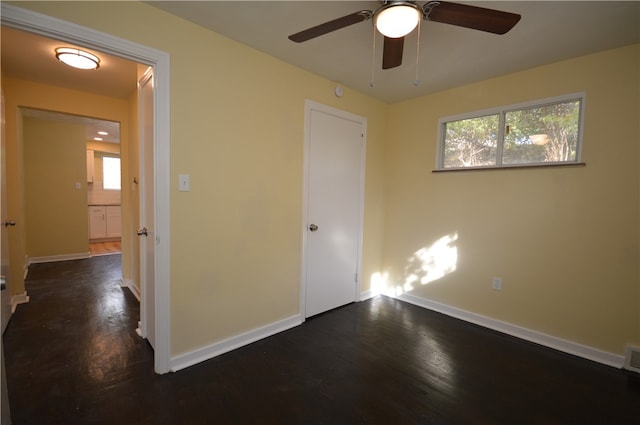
[288,1,521,70]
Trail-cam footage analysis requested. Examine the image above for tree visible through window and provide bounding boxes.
[443,115,498,167]
[438,94,584,169]
[103,156,121,190]
[504,102,580,165]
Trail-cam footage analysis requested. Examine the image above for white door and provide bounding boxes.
[303,102,366,318]
[138,69,156,349]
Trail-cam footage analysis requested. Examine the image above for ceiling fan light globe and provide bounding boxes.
[375,5,421,38]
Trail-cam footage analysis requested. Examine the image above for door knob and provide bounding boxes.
[309,224,318,232]
[3,220,16,228]
[137,227,148,236]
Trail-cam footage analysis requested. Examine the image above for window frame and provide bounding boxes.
[435,92,586,171]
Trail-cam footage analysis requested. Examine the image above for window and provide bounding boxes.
[437,93,584,170]
[103,156,121,190]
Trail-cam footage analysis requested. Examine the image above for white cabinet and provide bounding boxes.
[87,150,95,183]
[89,206,107,239]
[106,206,121,238]
[88,205,121,240]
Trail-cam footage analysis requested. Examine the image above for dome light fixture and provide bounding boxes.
[55,47,100,70]
[374,3,422,38]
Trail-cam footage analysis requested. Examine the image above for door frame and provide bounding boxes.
[1,88,12,334]
[300,100,367,319]
[1,4,172,374]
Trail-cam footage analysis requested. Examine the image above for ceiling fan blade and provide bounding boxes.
[382,36,404,70]
[288,10,372,43]
[426,1,521,35]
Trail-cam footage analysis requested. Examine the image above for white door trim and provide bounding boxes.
[1,4,172,374]
[300,100,367,319]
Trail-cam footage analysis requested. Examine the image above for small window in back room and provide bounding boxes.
[103,156,121,190]
[437,93,585,170]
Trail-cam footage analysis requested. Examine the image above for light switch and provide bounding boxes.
[75,182,81,190]
[178,174,190,192]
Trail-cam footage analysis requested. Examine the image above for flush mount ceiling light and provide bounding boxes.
[55,47,100,70]
[374,2,422,38]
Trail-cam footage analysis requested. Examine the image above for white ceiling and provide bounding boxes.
[148,1,640,103]
[1,1,638,130]
[0,26,137,100]
[21,108,121,145]
[1,26,135,144]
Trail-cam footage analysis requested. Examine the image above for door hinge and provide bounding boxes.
[355,272,358,283]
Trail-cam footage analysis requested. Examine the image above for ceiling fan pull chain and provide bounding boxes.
[414,18,422,86]
[370,24,376,87]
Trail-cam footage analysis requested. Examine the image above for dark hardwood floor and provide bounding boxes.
[3,256,639,424]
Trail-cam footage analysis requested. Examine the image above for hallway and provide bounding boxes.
[3,256,640,424]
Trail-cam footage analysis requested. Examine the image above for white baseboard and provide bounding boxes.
[170,314,303,372]
[28,252,91,265]
[120,278,141,301]
[23,255,29,280]
[11,292,30,313]
[360,289,374,301]
[395,292,625,369]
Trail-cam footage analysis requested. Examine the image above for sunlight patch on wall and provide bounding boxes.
[371,233,459,297]
[370,271,390,297]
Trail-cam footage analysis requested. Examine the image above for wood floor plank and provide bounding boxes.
[3,256,640,424]
[89,241,122,256]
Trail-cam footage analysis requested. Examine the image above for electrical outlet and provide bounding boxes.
[492,277,502,290]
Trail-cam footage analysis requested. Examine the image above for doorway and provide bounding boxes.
[302,101,367,318]
[20,109,122,264]
[1,3,171,373]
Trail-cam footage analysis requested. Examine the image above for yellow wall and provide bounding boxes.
[23,117,88,257]
[87,141,120,154]
[10,2,637,359]
[11,1,388,357]
[2,77,131,295]
[382,44,640,354]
